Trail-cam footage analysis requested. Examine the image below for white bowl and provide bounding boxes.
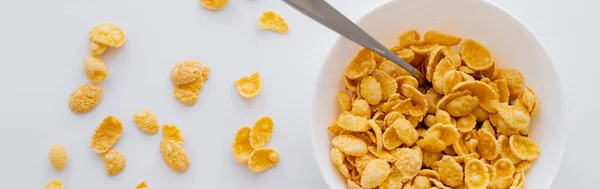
[311,0,566,188]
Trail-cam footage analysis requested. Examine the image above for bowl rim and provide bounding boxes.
[310,0,568,188]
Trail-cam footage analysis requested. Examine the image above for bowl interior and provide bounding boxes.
[312,0,566,188]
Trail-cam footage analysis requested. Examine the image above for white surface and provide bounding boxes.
[0,0,596,188]
[313,0,564,188]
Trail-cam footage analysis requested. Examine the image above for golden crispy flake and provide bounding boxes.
[509,135,540,160]
[445,95,479,117]
[379,60,411,78]
[136,181,150,189]
[170,59,203,85]
[248,148,280,172]
[361,159,391,188]
[489,158,516,189]
[472,107,489,122]
[91,116,123,154]
[451,81,499,113]
[355,153,375,173]
[435,110,452,125]
[102,150,126,176]
[400,84,428,117]
[460,39,493,71]
[397,48,416,63]
[465,159,490,189]
[351,99,371,118]
[496,68,525,101]
[432,57,458,94]
[162,124,184,145]
[250,116,274,149]
[384,111,405,128]
[235,72,261,98]
[174,78,204,105]
[430,178,452,189]
[160,139,190,172]
[258,11,288,34]
[368,120,384,152]
[361,76,383,105]
[480,120,496,136]
[383,126,403,150]
[337,91,352,112]
[346,48,376,79]
[133,109,159,134]
[422,151,443,168]
[394,147,423,182]
[399,29,420,49]
[453,153,480,164]
[48,143,67,171]
[45,179,64,189]
[453,133,470,156]
[393,119,419,146]
[332,134,368,156]
[425,124,459,146]
[371,70,398,100]
[493,79,510,103]
[345,77,358,91]
[88,41,107,56]
[424,89,442,114]
[424,30,462,46]
[412,175,432,189]
[456,113,477,133]
[441,47,462,67]
[436,90,470,111]
[424,115,437,128]
[511,172,525,188]
[83,56,108,82]
[417,136,446,152]
[347,179,363,189]
[490,113,520,135]
[328,121,343,135]
[336,113,370,132]
[330,148,351,178]
[435,156,464,187]
[410,42,440,56]
[477,129,500,160]
[368,146,396,162]
[444,145,457,156]
[496,103,530,131]
[520,87,539,115]
[232,126,254,164]
[395,76,419,93]
[418,169,441,180]
[459,66,475,74]
[200,0,229,10]
[69,83,103,114]
[89,23,126,47]
[515,160,532,173]
[380,166,404,189]
[426,46,447,82]
[440,71,463,95]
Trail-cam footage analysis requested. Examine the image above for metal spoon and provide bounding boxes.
[283,0,429,89]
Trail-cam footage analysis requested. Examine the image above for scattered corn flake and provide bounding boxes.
[170,59,204,86]
[412,175,432,189]
[435,156,464,187]
[371,70,398,101]
[83,56,107,82]
[394,147,423,182]
[446,95,479,117]
[480,120,496,136]
[174,78,204,105]
[330,148,351,178]
[378,60,411,78]
[451,81,499,113]
[496,103,530,131]
[430,177,452,189]
[453,133,470,156]
[89,41,107,56]
[337,113,370,132]
[509,135,540,161]
[425,124,459,146]
[347,179,363,189]
[337,91,352,112]
[45,179,64,189]
[496,68,525,101]
[367,146,396,162]
[258,11,289,34]
[368,120,384,152]
[380,166,404,189]
[472,107,489,122]
[232,126,254,164]
[476,129,500,160]
[400,84,428,117]
[91,115,123,154]
[422,151,443,168]
[417,136,446,152]
[344,77,358,91]
[460,39,493,71]
[250,116,274,149]
[160,139,190,172]
[424,30,462,46]
[493,79,510,103]
[398,30,420,49]
[396,48,416,63]
[248,148,280,172]
[410,42,439,56]
[426,46,447,82]
[360,159,391,188]
[133,109,160,134]
[436,90,470,111]
[382,127,402,150]
[136,181,150,189]
[102,150,126,176]
[515,160,532,173]
[459,66,475,74]
[199,0,229,10]
[490,113,520,136]
[351,99,371,118]
[89,23,126,47]
[424,89,442,114]
[494,158,515,177]
[332,134,368,156]
[465,159,490,189]
[418,169,441,180]
[456,113,477,133]
[328,121,343,135]
[384,111,405,128]
[235,72,261,98]
[361,76,383,105]
[69,83,103,114]
[162,124,184,145]
[519,87,538,115]
[393,119,418,146]
[48,143,68,171]
[435,109,452,125]
[441,47,462,67]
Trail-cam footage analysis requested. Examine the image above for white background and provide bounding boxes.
[0,0,596,188]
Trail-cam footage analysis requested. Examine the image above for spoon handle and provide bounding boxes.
[283,0,427,85]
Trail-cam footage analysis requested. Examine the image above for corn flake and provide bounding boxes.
[361,76,383,105]
[200,0,229,10]
[258,11,288,34]
[89,23,126,47]
[456,113,477,133]
[69,83,103,114]
[235,72,261,98]
[424,30,462,46]
[174,78,204,105]
[45,179,64,189]
[361,159,391,188]
[351,99,371,118]
[160,139,190,172]
[496,68,525,101]
[162,124,184,145]
[399,30,420,49]
[383,127,402,150]
[496,103,530,131]
[337,113,370,132]
[397,48,416,63]
[102,150,126,176]
[393,119,418,146]
[465,159,490,189]
[515,160,532,173]
[480,120,496,136]
[330,148,351,178]
[451,81,499,113]
[337,91,352,112]
[83,56,108,82]
[332,134,368,156]
[133,109,159,134]
[394,147,423,182]
[250,116,274,149]
[460,39,493,71]
[426,46,447,82]
[136,181,150,189]
[378,60,411,78]
[410,42,440,56]
[88,41,107,56]
[91,115,123,154]
[417,136,446,152]
[446,95,480,117]
[476,129,500,160]
[368,146,396,162]
[422,151,443,168]
[368,120,384,152]
[346,48,376,79]
[425,124,459,146]
[371,70,398,100]
[48,143,67,171]
[380,167,404,189]
[347,179,363,189]
[435,156,464,187]
[412,175,432,189]
[509,135,540,161]
[232,126,254,164]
